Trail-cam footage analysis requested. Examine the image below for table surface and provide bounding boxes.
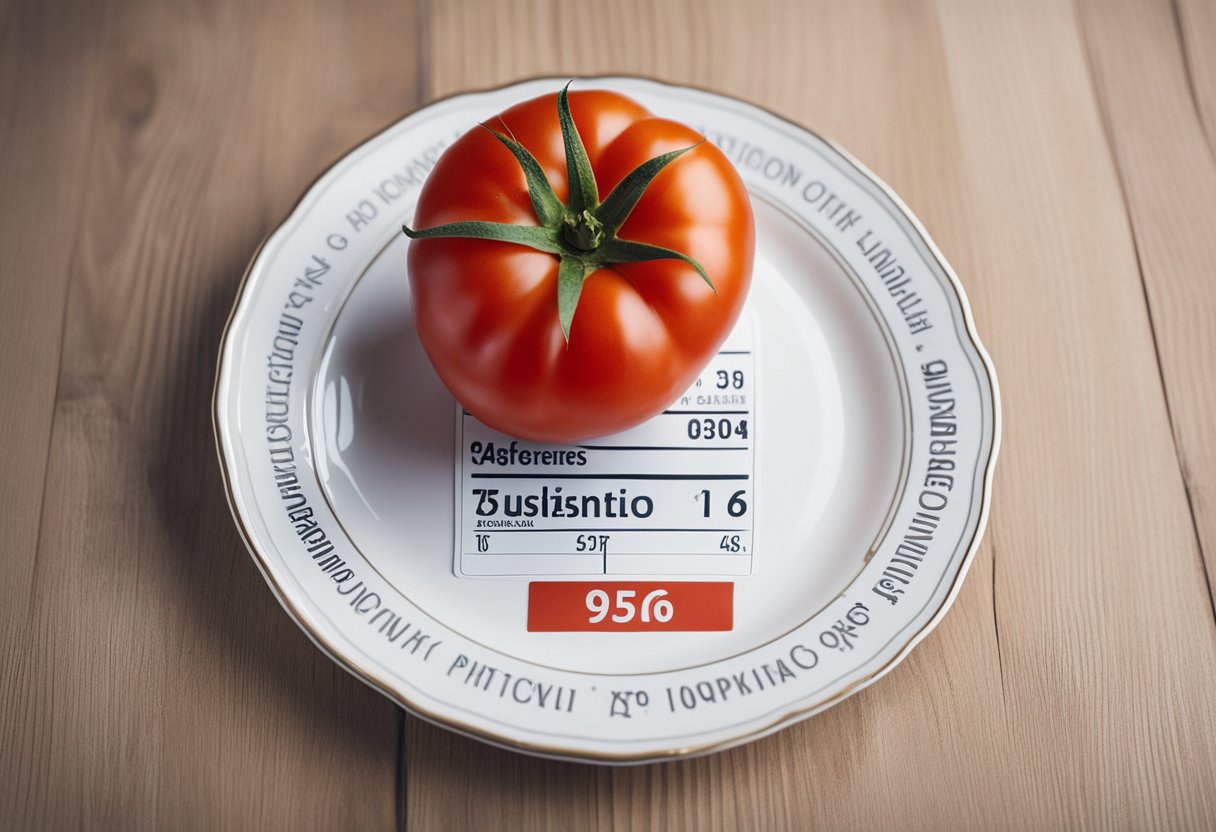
[3,0,1215,828]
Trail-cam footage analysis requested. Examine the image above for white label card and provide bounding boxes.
[455,316,757,578]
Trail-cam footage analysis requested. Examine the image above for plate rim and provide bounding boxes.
[212,74,1002,764]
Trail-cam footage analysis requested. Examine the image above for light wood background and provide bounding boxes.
[3,0,1215,828]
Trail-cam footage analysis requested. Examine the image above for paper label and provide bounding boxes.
[455,316,757,578]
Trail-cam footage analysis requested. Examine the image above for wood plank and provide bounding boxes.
[411,2,1012,829]
[405,721,611,831]
[0,0,110,819]
[0,0,100,640]
[1,0,419,828]
[1078,0,1216,628]
[1176,0,1216,157]
[935,0,1216,827]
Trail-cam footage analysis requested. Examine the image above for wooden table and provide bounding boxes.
[3,0,1215,827]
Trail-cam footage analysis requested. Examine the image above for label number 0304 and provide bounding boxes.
[586,588,674,624]
[687,417,748,440]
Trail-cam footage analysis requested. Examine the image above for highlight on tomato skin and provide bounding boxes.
[404,85,755,443]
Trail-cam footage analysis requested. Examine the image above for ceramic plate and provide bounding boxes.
[214,76,999,763]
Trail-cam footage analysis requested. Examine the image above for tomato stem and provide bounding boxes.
[403,82,714,343]
[562,210,605,251]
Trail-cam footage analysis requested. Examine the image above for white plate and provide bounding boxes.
[214,76,999,763]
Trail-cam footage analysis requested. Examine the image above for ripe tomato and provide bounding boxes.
[406,85,754,442]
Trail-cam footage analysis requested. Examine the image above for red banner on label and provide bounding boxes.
[528,582,734,632]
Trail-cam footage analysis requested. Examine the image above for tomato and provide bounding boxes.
[405,85,754,442]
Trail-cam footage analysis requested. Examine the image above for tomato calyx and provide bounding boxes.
[403,83,715,342]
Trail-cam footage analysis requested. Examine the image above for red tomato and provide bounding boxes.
[406,87,754,442]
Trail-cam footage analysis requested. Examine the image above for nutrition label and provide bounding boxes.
[454,316,757,578]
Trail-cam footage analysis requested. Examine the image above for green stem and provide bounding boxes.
[562,210,604,251]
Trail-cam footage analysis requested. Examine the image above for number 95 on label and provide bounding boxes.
[527,582,734,632]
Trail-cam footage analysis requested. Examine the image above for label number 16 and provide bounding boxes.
[699,489,749,518]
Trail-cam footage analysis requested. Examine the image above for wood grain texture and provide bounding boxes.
[0,0,420,828]
[3,0,1215,828]
[0,0,112,820]
[1077,0,1216,632]
[0,0,101,648]
[1176,0,1216,157]
[936,0,1216,827]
